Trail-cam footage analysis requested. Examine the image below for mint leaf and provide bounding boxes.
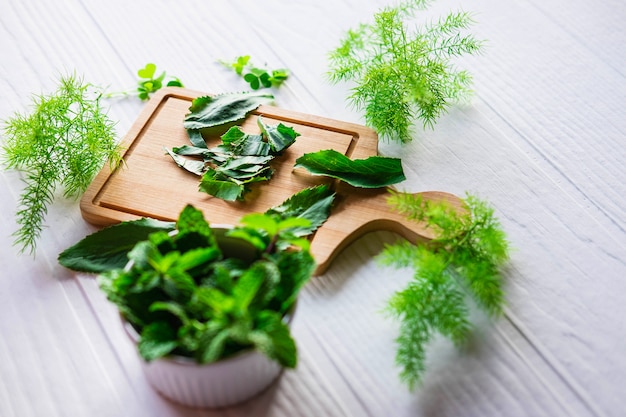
[265,185,335,236]
[58,218,175,273]
[250,311,297,368]
[294,149,405,188]
[272,249,315,312]
[138,321,178,361]
[183,91,274,131]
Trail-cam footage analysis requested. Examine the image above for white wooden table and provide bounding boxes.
[1,1,625,416]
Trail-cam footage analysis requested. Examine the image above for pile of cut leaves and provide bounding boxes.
[167,91,406,200]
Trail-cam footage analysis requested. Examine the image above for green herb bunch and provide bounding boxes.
[327,0,483,142]
[377,191,509,388]
[1,74,122,254]
[220,55,289,90]
[98,204,316,367]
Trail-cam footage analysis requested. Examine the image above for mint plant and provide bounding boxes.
[96,204,318,367]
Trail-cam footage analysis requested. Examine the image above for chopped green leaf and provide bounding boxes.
[186,129,208,149]
[183,91,274,131]
[257,116,300,153]
[199,169,245,201]
[165,148,205,175]
[294,149,405,188]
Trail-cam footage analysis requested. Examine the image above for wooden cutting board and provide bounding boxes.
[81,87,463,275]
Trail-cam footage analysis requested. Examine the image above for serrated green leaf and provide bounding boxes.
[199,169,244,201]
[165,147,205,176]
[239,213,279,238]
[272,249,315,312]
[58,218,175,273]
[138,321,178,361]
[232,263,266,312]
[221,126,247,146]
[186,129,207,149]
[149,301,189,323]
[250,311,297,368]
[183,92,273,131]
[195,287,235,313]
[257,116,300,153]
[295,149,405,188]
[265,185,335,236]
[199,328,232,363]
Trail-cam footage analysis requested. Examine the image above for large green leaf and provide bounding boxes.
[58,218,175,273]
[265,185,335,236]
[183,92,274,131]
[294,149,405,188]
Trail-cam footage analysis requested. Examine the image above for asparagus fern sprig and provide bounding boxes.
[327,0,483,142]
[377,191,509,388]
[1,74,122,254]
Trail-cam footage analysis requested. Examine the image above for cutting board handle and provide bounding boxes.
[310,187,464,275]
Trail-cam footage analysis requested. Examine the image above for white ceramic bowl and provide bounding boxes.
[124,321,286,408]
[121,226,291,408]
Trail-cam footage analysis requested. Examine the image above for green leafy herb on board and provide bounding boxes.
[170,114,300,201]
[377,191,509,388]
[220,55,289,90]
[1,74,123,254]
[59,186,335,274]
[327,0,483,142]
[97,205,316,367]
[294,149,405,188]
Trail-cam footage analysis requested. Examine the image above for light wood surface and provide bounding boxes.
[1,1,625,416]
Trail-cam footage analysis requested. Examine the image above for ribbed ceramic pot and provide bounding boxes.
[123,320,288,408]
[122,226,292,408]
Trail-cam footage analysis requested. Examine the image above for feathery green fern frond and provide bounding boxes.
[378,191,509,388]
[328,0,483,142]
[1,74,122,254]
